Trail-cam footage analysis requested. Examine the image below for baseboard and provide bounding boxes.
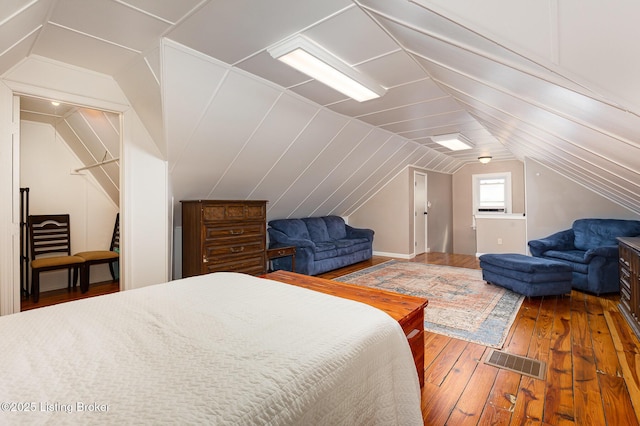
[373,251,412,259]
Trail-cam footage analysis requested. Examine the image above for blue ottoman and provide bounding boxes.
[479,253,572,297]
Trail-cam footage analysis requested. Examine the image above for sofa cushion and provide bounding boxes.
[314,242,336,252]
[542,250,589,274]
[336,241,371,256]
[573,218,640,251]
[543,249,588,264]
[323,216,348,240]
[302,217,331,242]
[268,219,310,240]
[333,238,369,248]
[314,245,338,261]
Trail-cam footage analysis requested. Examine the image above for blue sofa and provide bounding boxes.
[268,216,374,275]
[528,218,640,294]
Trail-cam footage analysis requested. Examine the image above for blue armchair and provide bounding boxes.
[528,218,640,294]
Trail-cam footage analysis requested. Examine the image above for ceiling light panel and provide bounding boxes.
[268,35,386,102]
[431,133,473,151]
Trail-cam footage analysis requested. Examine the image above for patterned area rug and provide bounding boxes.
[335,260,524,348]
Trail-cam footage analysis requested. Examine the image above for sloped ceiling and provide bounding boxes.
[19,95,120,205]
[2,0,640,217]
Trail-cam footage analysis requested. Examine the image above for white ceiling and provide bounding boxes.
[2,0,640,216]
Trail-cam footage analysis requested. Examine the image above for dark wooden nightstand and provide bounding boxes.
[266,246,296,272]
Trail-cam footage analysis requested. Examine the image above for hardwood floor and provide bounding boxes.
[23,253,640,425]
[319,254,640,426]
[20,280,119,311]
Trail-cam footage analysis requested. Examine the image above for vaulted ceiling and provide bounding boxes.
[3,0,640,217]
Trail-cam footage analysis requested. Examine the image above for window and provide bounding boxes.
[473,172,512,214]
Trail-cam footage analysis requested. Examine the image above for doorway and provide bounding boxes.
[18,95,121,308]
[414,171,428,256]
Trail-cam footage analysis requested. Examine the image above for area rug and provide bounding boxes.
[335,260,524,348]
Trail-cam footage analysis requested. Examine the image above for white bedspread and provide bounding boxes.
[0,272,422,425]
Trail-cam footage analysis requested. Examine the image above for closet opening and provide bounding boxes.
[18,95,121,310]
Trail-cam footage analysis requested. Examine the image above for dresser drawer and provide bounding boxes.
[203,203,266,222]
[620,245,632,268]
[204,223,264,240]
[204,238,265,258]
[204,254,265,274]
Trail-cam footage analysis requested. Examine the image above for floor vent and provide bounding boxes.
[484,349,546,380]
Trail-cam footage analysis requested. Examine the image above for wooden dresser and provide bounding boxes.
[264,270,428,387]
[618,237,640,339]
[181,200,267,277]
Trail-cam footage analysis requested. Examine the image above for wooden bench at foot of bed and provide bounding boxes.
[264,270,428,387]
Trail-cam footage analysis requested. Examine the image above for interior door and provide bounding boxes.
[414,172,427,255]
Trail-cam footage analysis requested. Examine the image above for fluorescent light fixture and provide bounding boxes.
[431,133,473,151]
[478,156,492,164]
[268,35,386,102]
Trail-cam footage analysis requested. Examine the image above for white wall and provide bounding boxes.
[453,160,525,255]
[121,110,169,289]
[526,158,640,240]
[349,165,455,257]
[21,120,118,291]
[475,215,527,255]
[349,168,411,257]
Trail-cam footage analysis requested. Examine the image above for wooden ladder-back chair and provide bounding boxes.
[74,213,120,287]
[28,214,86,303]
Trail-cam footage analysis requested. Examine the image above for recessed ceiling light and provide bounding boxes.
[268,35,386,102]
[51,101,60,106]
[431,133,473,151]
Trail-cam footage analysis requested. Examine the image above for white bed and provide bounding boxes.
[0,272,422,425]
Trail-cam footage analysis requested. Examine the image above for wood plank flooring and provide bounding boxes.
[20,280,119,311]
[23,253,640,425]
[319,253,640,425]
